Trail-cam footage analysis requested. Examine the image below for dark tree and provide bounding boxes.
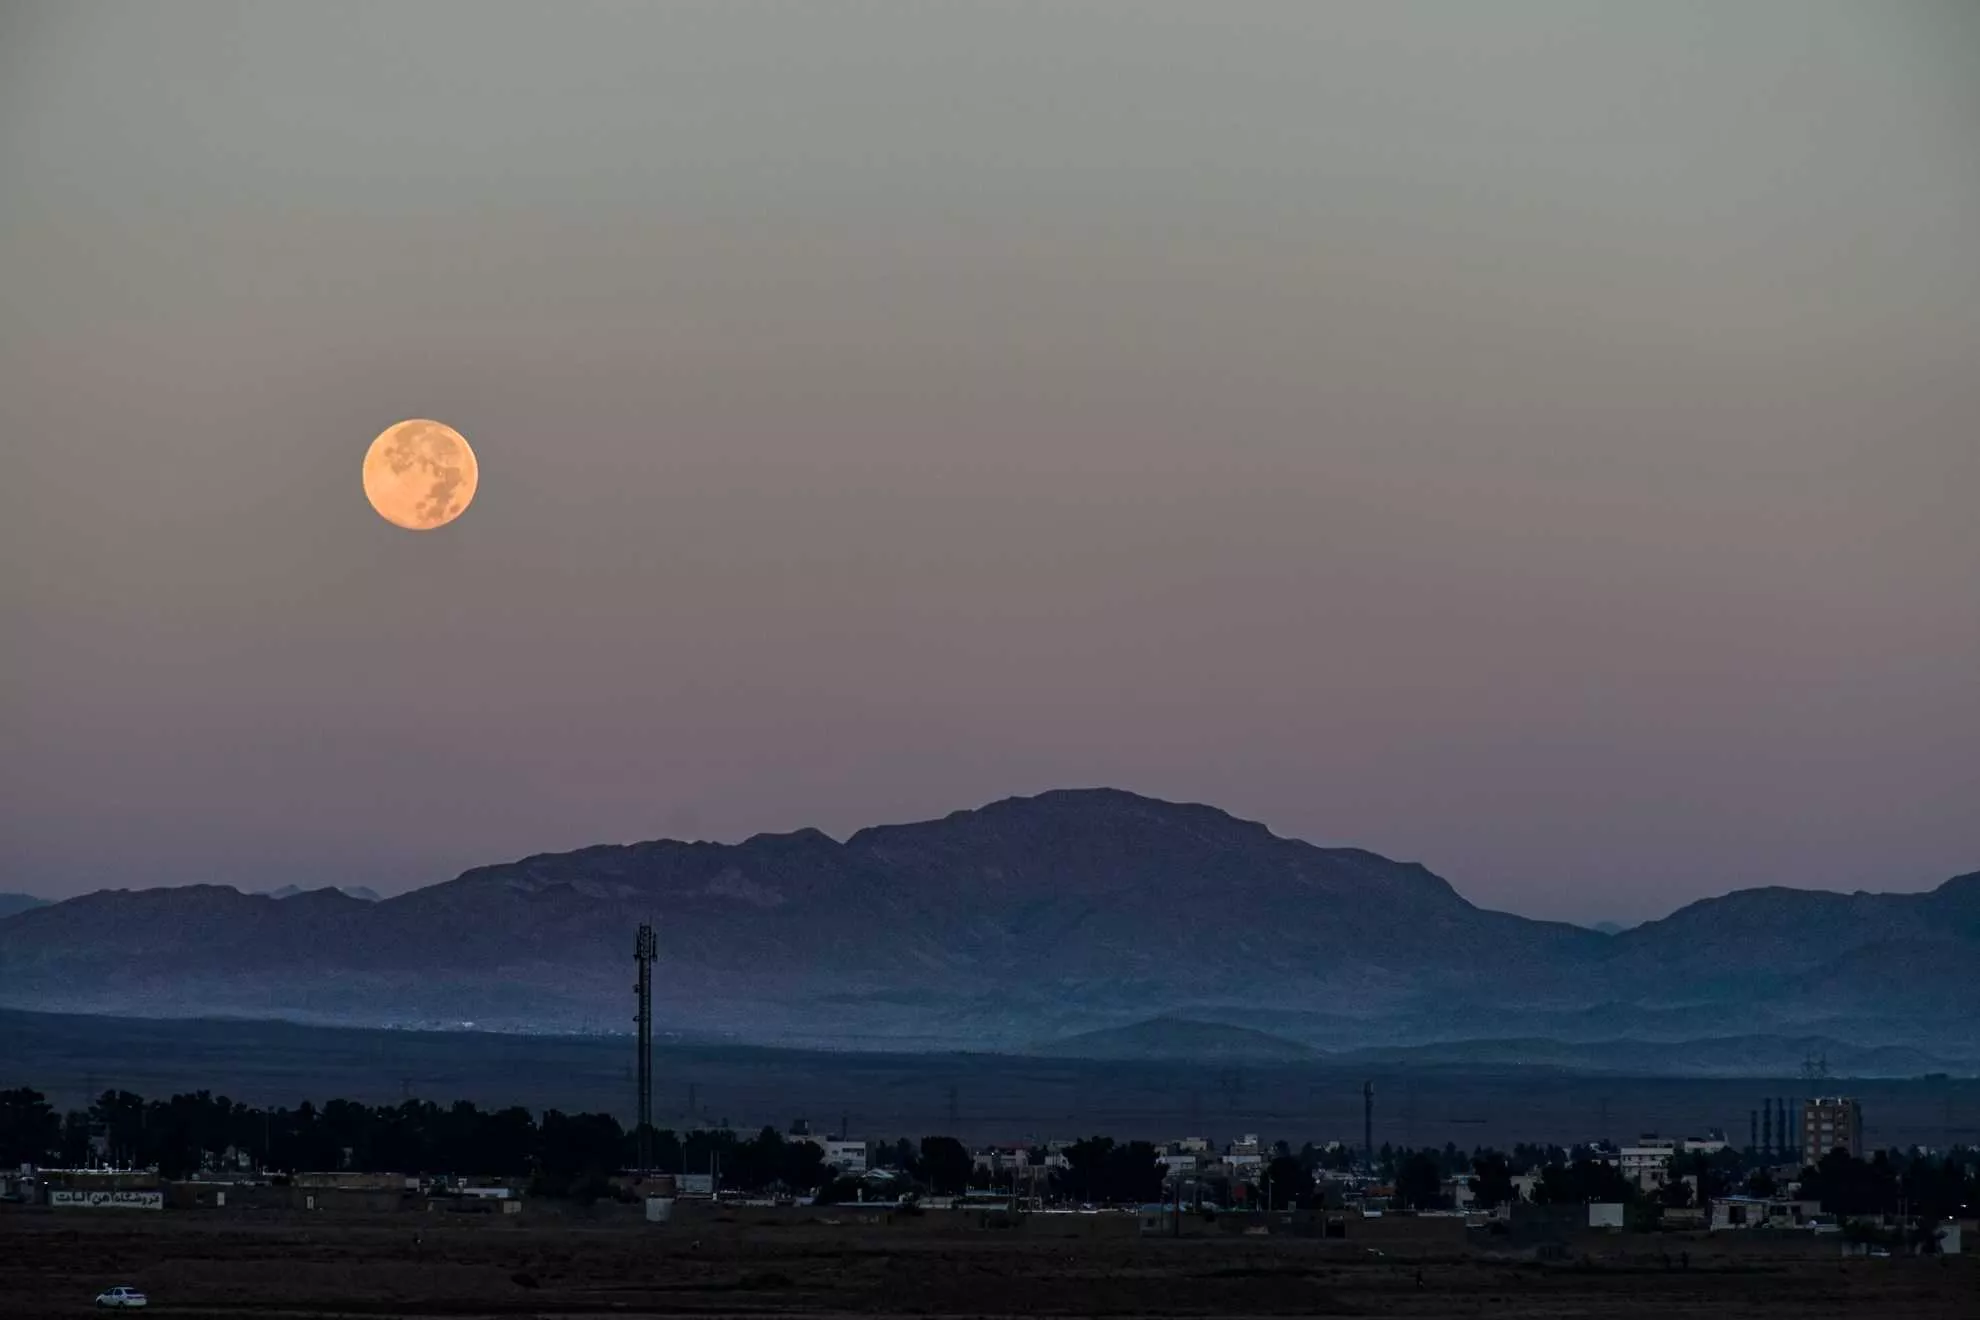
[1395,1152,1445,1210]
[0,1089,61,1167]
[813,1174,864,1205]
[918,1136,972,1195]
[1468,1153,1515,1210]
[1062,1136,1116,1203]
[1799,1149,1899,1217]
[538,1110,626,1182]
[1263,1154,1312,1209]
[1059,1136,1164,1204]
[1533,1157,1632,1206]
[1110,1142,1167,1205]
[92,1091,148,1167]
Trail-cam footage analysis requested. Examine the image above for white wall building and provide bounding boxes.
[821,1138,868,1173]
[1618,1138,1678,1191]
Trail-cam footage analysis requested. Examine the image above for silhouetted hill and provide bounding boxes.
[0,792,1973,1062]
[1331,1034,1962,1079]
[0,892,46,920]
[260,884,381,901]
[1032,1017,1318,1061]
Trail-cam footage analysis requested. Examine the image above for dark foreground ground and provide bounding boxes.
[3,1208,1974,1320]
[9,1010,1979,1149]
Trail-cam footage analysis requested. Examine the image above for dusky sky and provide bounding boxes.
[3,2,1975,923]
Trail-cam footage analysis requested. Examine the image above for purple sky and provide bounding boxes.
[3,2,1975,924]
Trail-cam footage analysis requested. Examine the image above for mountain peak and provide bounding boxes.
[846,786,1280,852]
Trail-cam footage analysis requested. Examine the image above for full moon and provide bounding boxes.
[362,419,479,530]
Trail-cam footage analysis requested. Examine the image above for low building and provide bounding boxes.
[972,1146,1029,1175]
[1709,1195,1823,1230]
[292,1172,410,1192]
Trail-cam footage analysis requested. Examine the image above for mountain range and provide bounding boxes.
[2,789,1974,1071]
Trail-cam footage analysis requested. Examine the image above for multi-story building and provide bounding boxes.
[1802,1097,1863,1165]
[786,1122,869,1173]
[1618,1137,1678,1190]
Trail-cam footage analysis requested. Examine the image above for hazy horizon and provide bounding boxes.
[4,2,1977,925]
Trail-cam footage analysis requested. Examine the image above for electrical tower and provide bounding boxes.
[634,922,657,1171]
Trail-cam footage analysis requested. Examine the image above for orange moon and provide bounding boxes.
[362,419,479,530]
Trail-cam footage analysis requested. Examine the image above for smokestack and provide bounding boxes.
[1749,1109,1758,1152]
[1762,1098,1773,1156]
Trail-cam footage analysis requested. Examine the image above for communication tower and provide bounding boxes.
[634,922,657,1170]
[1362,1081,1374,1170]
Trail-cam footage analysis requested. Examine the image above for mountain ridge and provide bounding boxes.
[2,789,1973,1062]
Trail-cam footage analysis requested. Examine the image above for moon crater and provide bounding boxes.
[363,419,478,530]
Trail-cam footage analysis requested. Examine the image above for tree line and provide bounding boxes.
[3,1087,1972,1218]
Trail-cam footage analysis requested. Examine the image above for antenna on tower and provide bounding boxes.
[634,922,658,1171]
[1362,1081,1374,1171]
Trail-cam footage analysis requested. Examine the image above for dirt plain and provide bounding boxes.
[14,1010,1980,1151]
[3,1207,1974,1320]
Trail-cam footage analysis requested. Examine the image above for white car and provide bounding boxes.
[95,1287,148,1309]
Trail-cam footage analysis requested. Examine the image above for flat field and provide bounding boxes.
[2,1207,1973,1319]
[10,1010,1980,1149]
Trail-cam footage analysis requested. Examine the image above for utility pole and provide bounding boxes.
[634,922,657,1172]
